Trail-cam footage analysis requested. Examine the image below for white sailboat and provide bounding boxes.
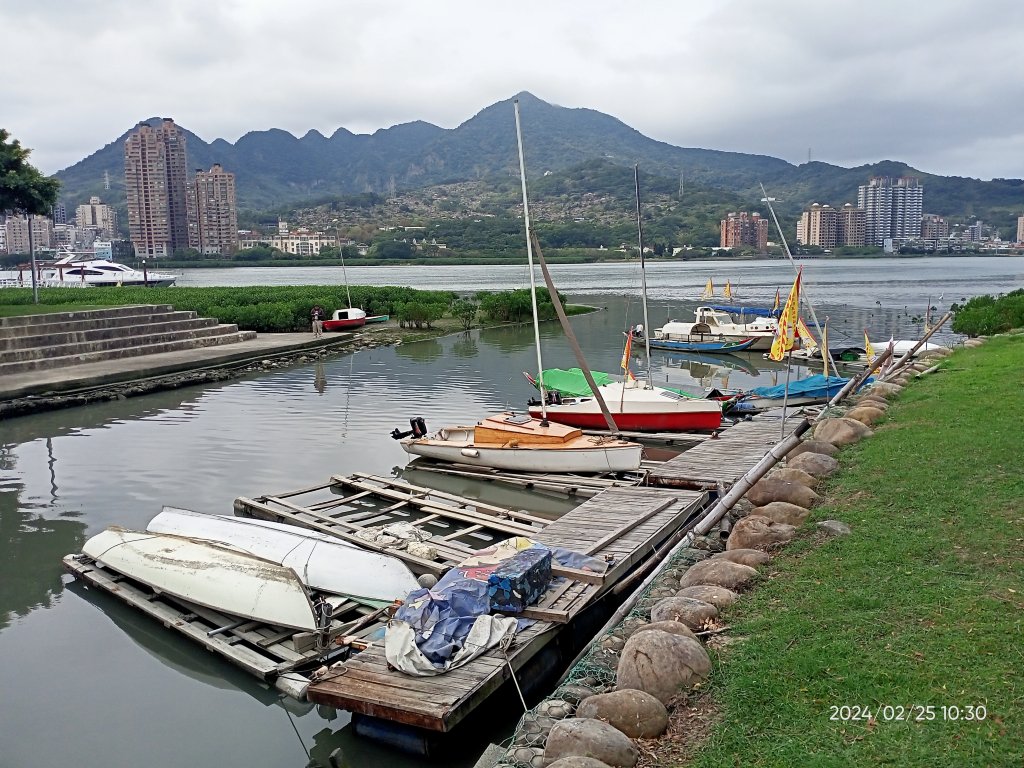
[397,100,643,473]
[146,506,419,603]
[529,165,724,432]
[82,527,324,631]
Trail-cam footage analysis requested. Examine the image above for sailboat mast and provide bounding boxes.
[337,225,352,308]
[634,165,654,389]
[513,99,548,419]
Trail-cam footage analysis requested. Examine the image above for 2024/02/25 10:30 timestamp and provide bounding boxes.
[830,705,987,722]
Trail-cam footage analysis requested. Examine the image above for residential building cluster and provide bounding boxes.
[720,211,768,251]
[125,118,239,258]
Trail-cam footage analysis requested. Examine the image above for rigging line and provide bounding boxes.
[283,703,311,762]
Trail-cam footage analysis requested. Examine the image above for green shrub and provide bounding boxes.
[952,289,1024,336]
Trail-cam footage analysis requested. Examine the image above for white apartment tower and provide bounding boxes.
[75,196,118,239]
[857,177,923,246]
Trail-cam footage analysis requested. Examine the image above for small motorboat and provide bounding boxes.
[146,506,419,604]
[323,307,367,331]
[650,305,781,351]
[392,412,643,473]
[364,314,390,324]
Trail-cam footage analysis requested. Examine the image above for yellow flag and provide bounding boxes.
[864,330,876,364]
[822,322,830,378]
[772,288,781,314]
[769,269,801,361]
[724,280,733,300]
[796,317,818,353]
[620,331,633,378]
[700,278,714,299]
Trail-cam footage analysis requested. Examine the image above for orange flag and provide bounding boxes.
[769,268,802,361]
[620,331,635,380]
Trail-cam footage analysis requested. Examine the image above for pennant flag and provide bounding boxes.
[796,317,818,353]
[769,269,802,361]
[723,280,733,300]
[700,278,714,299]
[864,330,876,364]
[822,322,830,379]
[772,288,781,314]
[620,331,635,380]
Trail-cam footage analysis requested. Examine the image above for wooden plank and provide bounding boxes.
[550,564,605,585]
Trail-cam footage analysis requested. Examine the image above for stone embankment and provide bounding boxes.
[492,344,962,768]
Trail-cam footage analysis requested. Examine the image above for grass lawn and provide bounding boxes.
[676,334,1024,767]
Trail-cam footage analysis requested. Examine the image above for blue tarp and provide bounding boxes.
[392,542,605,669]
[705,304,781,318]
[747,373,872,400]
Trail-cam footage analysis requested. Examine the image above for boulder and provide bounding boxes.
[846,405,886,426]
[866,382,902,398]
[788,452,840,478]
[750,501,810,526]
[543,718,639,767]
[745,477,820,508]
[814,417,873,446]
[630,620,696,639]
[649,596,718,629]
[711,548,770,567]
[770,467,818,487]
[678,558,759,590]
[855,396,889,410]
[727,515,797,551]
[676,584,739,608]
[547,758,614,768]
[817,519,852,537]
[787,439,838,458]
[964,338,985,348]
[575,689,669,739]
[616,630,711,705]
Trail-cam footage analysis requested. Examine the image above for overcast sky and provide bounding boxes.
[4,0,1023,181]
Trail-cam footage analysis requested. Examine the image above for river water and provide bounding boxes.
[2,257,1021,768]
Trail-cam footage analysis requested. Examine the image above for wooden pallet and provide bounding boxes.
[306,486,707,731]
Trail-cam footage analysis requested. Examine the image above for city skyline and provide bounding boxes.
[2,1,1023,181]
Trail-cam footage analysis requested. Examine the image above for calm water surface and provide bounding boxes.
[2,257,1021,768]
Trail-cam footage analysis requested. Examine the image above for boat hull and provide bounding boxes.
[147,507,419,603]
[82,528,319,630]
[323,318,367,331]
[364,315,389,324]
[527,407,721,432]
[401,437,642,473]
[647,336,760,353]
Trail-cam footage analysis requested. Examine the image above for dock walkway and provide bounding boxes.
[305,485,706,731]
[648,411,804,489]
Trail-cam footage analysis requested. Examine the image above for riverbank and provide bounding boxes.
[491,333,1023,767]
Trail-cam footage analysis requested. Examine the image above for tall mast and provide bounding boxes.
[513,99,547,420]
[634,164,653,389]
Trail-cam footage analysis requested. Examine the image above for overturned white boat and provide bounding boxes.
[395,412,643,473]
[654,305,781,351]
[82,527,324,631]
[147,506,419,604]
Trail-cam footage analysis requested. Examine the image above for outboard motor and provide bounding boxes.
[390,416,427,440]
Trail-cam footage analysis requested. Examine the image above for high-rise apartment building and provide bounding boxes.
[720,212,768,251]
[920,214,949,241]
[52,203,67,225]
[796,203,838,248]
[76,196,118,239]
[857,176,923,246]
[837,203,866,246]
[1016,215,1024,244]
[124,118,190,258]
[4,215,54,254]
[188,164,239,255]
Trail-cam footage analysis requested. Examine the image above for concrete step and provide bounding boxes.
[0,323,250,364]
[0,316,221,352]
[0,329,258,375]
[0,304,177,329]
[0,306,191,339]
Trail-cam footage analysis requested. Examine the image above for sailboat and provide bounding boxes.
[526,166,724,432]
[394,100,643,473]
[323,241,368,331]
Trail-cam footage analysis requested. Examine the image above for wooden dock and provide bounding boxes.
[648,411,804,489]
[305,485,706,731]
[62,555,373,699]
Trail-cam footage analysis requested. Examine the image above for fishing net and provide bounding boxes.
[491,532,727,768]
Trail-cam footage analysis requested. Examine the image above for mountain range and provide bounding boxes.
[55,92,1024,234]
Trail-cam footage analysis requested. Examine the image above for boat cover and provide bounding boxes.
[747,373,871,400]
[384,537,606,676]
[537,368,698,399]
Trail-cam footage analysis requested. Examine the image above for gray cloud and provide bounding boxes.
[3,0,1022,181]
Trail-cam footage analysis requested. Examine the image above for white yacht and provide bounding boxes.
[654,304,781,351]
[39,253,177,287]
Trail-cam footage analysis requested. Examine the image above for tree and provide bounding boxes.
[0,129,60,216]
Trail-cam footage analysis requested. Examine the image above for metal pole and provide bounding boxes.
[28,216,39,304]
[338,227,351,308]
[634,165,653,389]
[514,99,548,420]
